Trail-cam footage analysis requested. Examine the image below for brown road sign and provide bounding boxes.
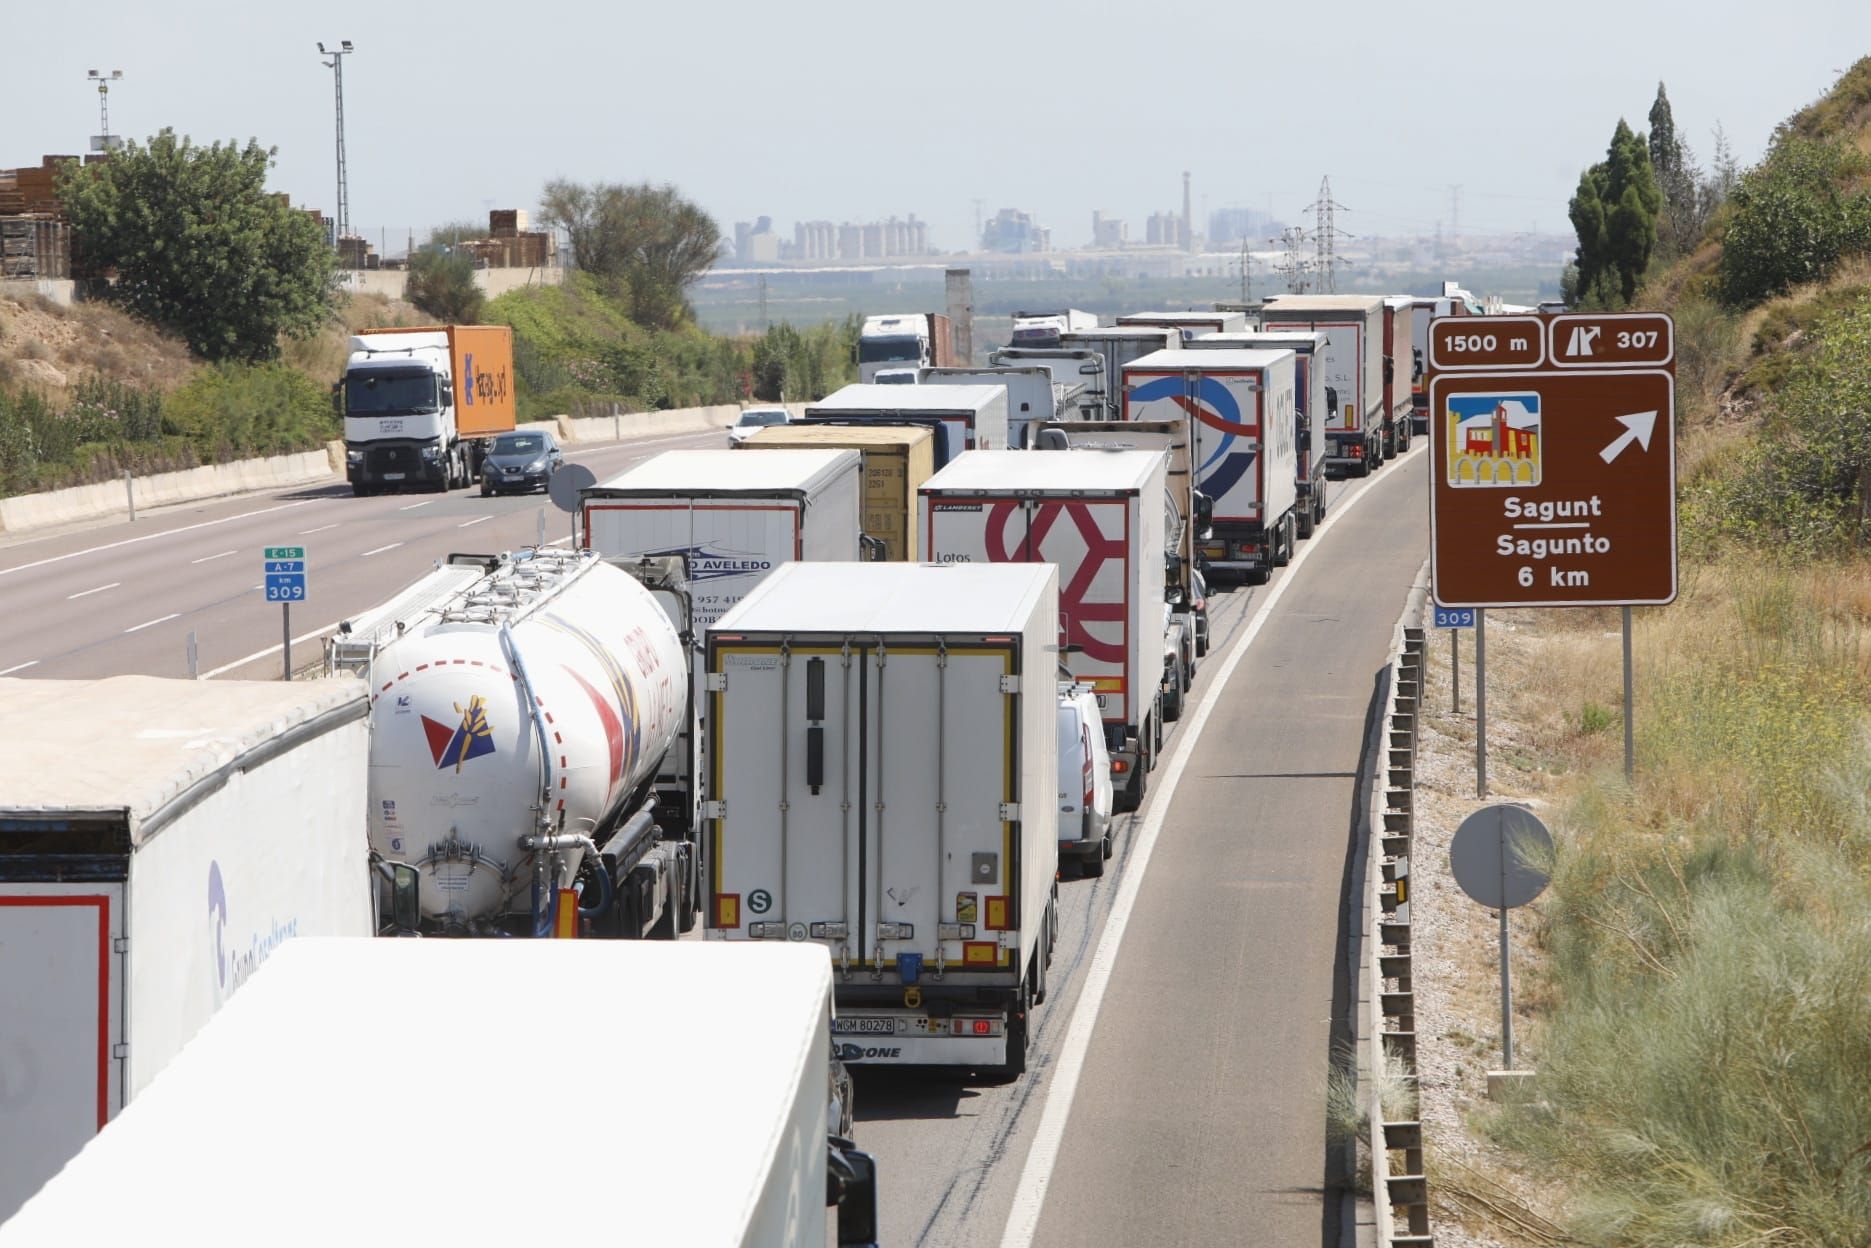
[1428,315,1545,371]
[1429,365,1676,607]
[1548,312,1674,369]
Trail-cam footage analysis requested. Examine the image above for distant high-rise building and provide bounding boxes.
[1091,211,1127,248]
[1182,171,1193,253]
[982,207,1048,253]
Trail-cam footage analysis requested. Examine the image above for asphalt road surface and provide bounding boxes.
[0,429,724,682]
[849,445,1429,1248]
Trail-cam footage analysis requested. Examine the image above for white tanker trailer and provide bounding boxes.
[330,549,691,937]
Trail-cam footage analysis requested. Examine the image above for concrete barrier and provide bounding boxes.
[0,448,339,535]
[0,402,772,536]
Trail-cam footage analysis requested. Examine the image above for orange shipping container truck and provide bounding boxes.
[339,325,517,496]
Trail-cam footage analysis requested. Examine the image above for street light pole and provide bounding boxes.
[316,41,355,260]
[86,69,123,154]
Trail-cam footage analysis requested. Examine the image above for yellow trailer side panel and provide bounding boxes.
[737,425,933,560]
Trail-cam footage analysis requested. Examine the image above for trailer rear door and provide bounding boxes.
[709,638,1019,978]
[0,884,125,1220]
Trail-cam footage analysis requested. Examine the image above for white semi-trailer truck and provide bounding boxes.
[0,940,879,1247]
[919,449,1172,813]
[1191,329,1332,538]
[704,562,1060,1079]
[328,548,691,938]
[0,676,374,1223]
[1124,347,1301,583]
[1257,294,1385,476]
[1058,325,1182,420]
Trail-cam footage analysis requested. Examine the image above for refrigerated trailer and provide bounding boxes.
[1191,330,1331,537]
[803,383,1008,466]
[1257,294,1385,476]
[0,676,373,1223]
[0,940,879,1247]
[919,450,1171,812]
[704,562,1060,1080]
[1124,348,1300,582]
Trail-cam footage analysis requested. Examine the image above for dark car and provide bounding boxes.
[480,430,563,496]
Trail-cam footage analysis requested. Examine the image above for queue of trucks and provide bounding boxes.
[3,291,1442,1239]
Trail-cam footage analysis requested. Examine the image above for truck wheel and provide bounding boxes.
[1082,841,1106,879]
[1032,918,1049,1005]
[1163,665,1185,723]
[1296,500,1314,540]
[989,984,1031,1082]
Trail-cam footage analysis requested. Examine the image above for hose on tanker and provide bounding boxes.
[575,851,614,920]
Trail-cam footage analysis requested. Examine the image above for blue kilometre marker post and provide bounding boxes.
[263,546,308,680]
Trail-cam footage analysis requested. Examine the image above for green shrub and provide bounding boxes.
[1720,138,1871,307]
[161,361,336,457]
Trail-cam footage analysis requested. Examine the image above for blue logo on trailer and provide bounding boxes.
[1130,374,1259,500]
[462,353,475,406]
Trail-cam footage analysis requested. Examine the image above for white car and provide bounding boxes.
[727,406,792,446]
[1058,682,1115,877]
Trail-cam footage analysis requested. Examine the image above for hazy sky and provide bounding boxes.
[8,1,1868,252]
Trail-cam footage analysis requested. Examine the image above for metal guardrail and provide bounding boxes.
[1362,572,1432,1245]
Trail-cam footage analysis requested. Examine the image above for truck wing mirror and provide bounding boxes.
[1193,492,1214,528]
[390,863,421,932]
[1078,362,1100,375]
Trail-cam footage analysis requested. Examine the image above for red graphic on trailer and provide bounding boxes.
[984,500,1128,664]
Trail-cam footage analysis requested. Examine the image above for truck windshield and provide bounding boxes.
[346,370,440,415]
[859,335,923,364]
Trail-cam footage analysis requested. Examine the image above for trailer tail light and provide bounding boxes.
[1111,758,1130,775]
[714,894,741,928]
[1351,445,1365,458]
[984,896,1010,931]
[962,942,999,966]
[951,1016,1002,1036]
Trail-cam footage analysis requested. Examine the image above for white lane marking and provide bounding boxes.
[0,660,38,676]
[190,549,238,564]
[998,450,1410,1247]
[458,515,493,528]
[124,613,181,634]
[199,621,341,679]
[298,523,339,536]
[398,500,433,511]
[360,542,403,557]
[0,500,314,579]
[66,581,121,600]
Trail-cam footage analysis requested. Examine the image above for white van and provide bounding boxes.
[1059,682,1115,877]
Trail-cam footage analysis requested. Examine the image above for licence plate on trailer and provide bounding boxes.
[832,1017,896,1036]
[383,472,405,481]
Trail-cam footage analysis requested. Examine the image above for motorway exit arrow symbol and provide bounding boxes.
[1599,410,1659,463]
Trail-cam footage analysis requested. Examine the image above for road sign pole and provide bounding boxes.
[187,630,198,680]
[282,602,291,681]
[1452,628,1461,715]
[1622,606,1634,782]
[1475,608,1488,797]
[1498,806,1515,1069]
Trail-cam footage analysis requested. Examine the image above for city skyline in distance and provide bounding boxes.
[3,0,1866,255]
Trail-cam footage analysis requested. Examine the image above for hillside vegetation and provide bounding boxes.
[1484,59,1871,1248]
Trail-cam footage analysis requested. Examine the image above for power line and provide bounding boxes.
[1303,176,1354,294]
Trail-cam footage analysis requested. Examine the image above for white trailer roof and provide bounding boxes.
[0,939,832,1245]
[1126,347,1294,373]
[1116,311,1237,324]
[807,384,1004,414]
[921,448,1163,494]
[0,676,367,843]
[1062,326,1180,341]
[589,447,857,494]
[1259,294,1385,314]
[714,562,1055,637]
[1193,331,1327,350]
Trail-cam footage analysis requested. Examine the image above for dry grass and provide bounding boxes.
[0,295,199,394]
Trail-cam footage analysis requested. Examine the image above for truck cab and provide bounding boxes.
[340,325,515,496]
